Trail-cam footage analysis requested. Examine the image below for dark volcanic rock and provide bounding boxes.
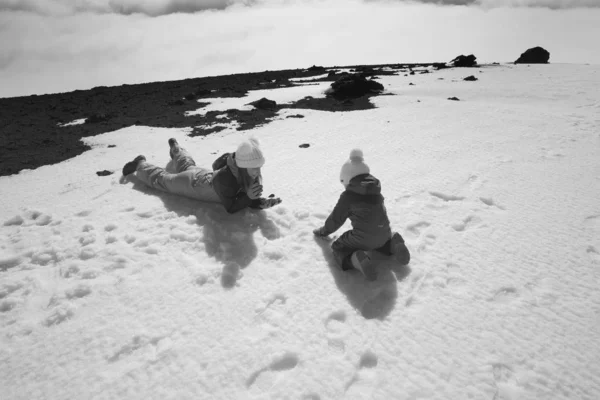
[96,170,113,176]
[450,54,477,67]
[168,99,185,106]
[86,113,111,123]
[308,65,325,71]
[448,97,460,101]
[195,88,212,97]
[0,61,447,177]
[248,97,277,110]
[514,47,550,64]
[299,143,310,148]
[463,75,478,81]
[326,74,384,99]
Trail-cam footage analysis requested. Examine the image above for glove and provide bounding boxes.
[247,180,263,199]
[258,197,282,209]
[313,227,328,237]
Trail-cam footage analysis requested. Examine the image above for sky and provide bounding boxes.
[1,63,599,399]
[1,0,600,98]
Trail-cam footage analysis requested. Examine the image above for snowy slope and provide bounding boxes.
[1,64,599,400]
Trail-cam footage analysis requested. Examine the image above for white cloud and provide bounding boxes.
[390,0,600,8]
[0,0,599,98]
[1,0,598,17]
[0,0,244,16]
[476,0,600,8]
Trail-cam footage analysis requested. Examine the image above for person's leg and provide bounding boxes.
[122,155,146,176]
[351,251,376,281]
[331,241,355,271]
[135,161,176,193]
[331,231,374,277]
[375,232,410,265]
[136,162,221,202]
[331,232,357,270]
[169,138,197,173]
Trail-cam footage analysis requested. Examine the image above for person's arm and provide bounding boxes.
[212,169,253,213]
[316,193,350,236]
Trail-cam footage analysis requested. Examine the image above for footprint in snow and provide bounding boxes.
[65,284,92,300]
[429,191,465,202]
[4,210,52,226]
[246,352,299,391]
[43,303,76,326]
[418,233,437,252]
[491,362,539,400]
[0,299,18,313]
[490,287,519,304]
[587,246,600,263]
[480,197,505,210]
[79,232,96,246]
[27,210,53,226]
[104,223,118,232]
[451,214,484,232]
[0,280,25,299]
[105,235,118,244]
[406,221,431,238]
[432,263,467,295]
[3,215,24,226]
[325,310,348,354]
[0,254,22,272]
[107,334,166,363]
[194,273,211,287]
[345,350,379,393]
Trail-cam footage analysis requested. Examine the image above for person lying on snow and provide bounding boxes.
[122,137,282,213]
[313,149,410,280]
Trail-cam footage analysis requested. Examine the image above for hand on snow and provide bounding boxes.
[313,227,328,237]
[258,197,282,209]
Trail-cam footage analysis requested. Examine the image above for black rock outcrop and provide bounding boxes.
[450,54,477,67]
[325,74,384,99]
[514,47,550,64]
[248,97,277,110]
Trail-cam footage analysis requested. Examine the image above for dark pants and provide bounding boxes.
[331,230,395,271]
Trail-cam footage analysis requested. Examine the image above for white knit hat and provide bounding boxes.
[235,137,265,168]
[340,149,370,186]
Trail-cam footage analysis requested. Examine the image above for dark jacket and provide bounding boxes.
[322,174,392,248]
[211,153,259,213]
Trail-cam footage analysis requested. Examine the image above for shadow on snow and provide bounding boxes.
[314,237,411,320]
[122,165,280,289]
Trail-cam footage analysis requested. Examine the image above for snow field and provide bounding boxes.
[1,64,600,399]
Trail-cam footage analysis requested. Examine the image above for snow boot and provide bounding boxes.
[168,138,180,159]
[122,155,146,176]
[390,232,410,265]
[351,250,376,281]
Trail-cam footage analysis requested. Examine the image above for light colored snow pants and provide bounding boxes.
[135,147,222,203]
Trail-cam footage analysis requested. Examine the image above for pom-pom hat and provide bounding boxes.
[340,149,370,187]
[235,137,265,168]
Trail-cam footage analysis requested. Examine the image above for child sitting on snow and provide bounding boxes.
[313,149,410,280]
